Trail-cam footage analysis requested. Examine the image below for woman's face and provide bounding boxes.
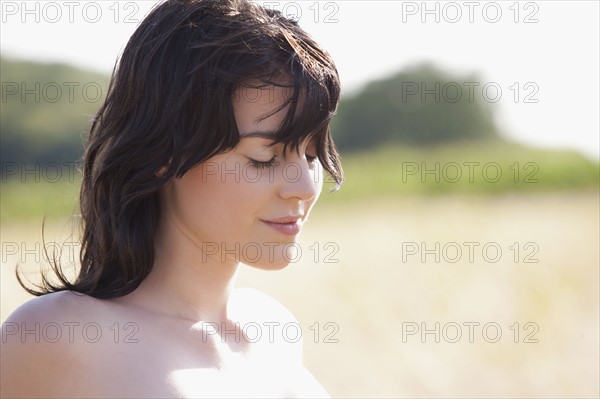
[160,84,323,269]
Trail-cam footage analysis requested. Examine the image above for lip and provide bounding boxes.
[261,215,303,236]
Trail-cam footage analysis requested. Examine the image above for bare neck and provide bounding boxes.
[117,212,241,326]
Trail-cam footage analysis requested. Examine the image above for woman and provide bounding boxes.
[0,0,343,397]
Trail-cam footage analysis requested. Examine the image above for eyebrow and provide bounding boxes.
[239,131,278,139]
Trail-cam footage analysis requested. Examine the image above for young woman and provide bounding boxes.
[0,0,343,397]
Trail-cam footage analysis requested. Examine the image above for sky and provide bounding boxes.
[1,0,599,159]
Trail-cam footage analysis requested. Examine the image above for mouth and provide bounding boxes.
[261,216,303,236]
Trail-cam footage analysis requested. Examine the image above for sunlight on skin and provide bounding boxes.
[169,362,329,398]
[168,364,289,398]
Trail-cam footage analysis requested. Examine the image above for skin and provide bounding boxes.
[0,84,329,398]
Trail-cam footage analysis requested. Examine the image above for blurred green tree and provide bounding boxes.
[1,56,109,178]
[330,63,501,151]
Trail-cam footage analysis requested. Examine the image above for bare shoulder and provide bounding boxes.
[232,288,299,332]
[3,290,93,323]
[231,288,330,398]
[0,291,102,398]
[231,288,303,361]
[1,290,105,340]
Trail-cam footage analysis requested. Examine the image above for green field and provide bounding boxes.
[319,138,599,201]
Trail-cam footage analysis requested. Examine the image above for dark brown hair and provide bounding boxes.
[17,0,343,299]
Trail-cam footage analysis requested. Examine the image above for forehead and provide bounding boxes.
[232,82,304,136]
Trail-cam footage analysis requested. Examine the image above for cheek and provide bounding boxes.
[310,166,324,202]
[171,162,272,239]
[314,167,324,190]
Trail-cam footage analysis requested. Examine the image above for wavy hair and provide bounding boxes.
[17,0,343,299]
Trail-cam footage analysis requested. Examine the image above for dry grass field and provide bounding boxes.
[2,191,599,397]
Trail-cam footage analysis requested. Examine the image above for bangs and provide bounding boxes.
[236,37,343,190]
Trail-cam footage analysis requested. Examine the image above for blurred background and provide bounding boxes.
[1,1,598,397]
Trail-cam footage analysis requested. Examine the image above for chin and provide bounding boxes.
[242,251,296,270]
[243,256,292,271]
[238,238,301,270]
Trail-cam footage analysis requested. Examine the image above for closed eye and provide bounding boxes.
[248,156,277,169]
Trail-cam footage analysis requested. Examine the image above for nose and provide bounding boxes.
[278,155,321,202]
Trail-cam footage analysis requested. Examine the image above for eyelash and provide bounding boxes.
[250,157,277,170]
[249,155,318,170]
